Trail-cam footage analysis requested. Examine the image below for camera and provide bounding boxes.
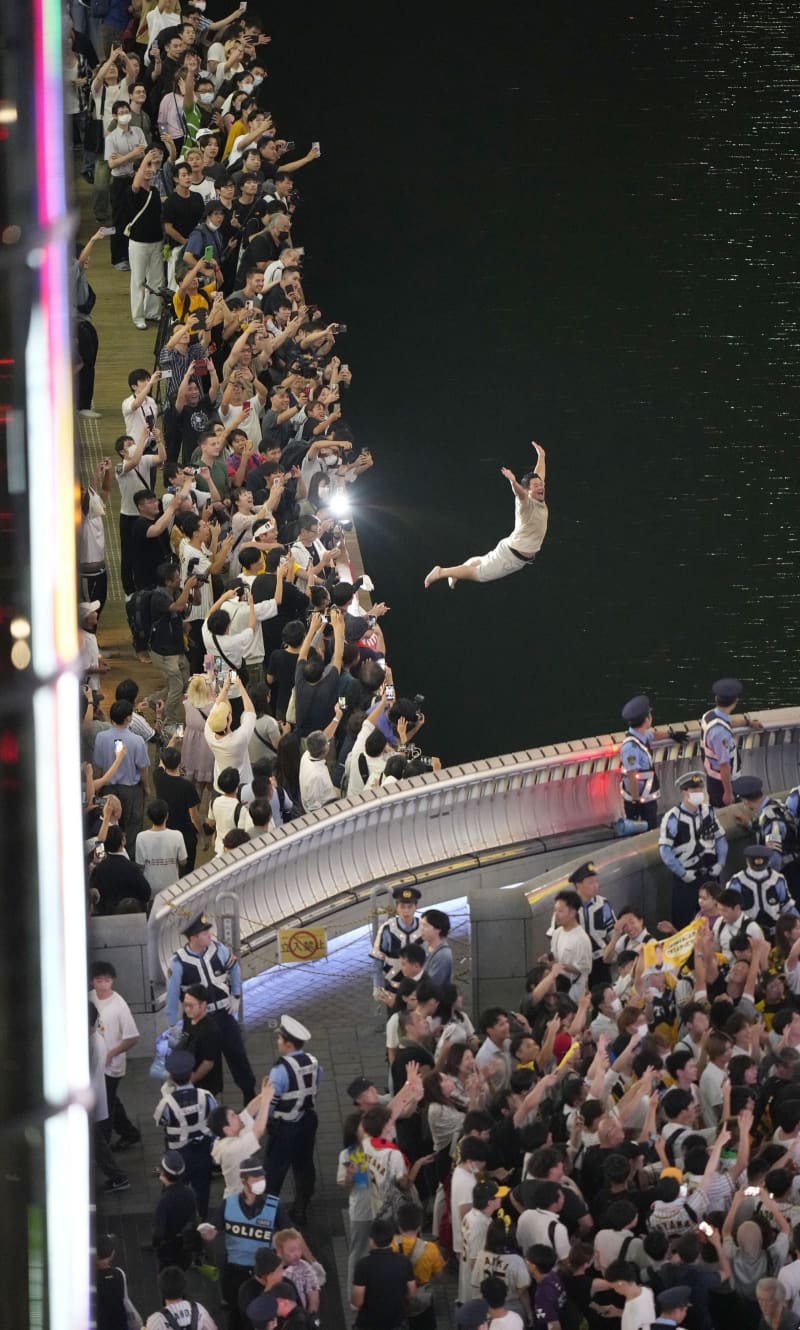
[334,323,348,334]
[283,139,296,152]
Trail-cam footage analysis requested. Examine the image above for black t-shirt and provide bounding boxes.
[154,769,200,841]
[353,1249,413,1330]
[162,188,204,246]
[131,517,172,591]
[175,394,216,465]
[123,184,163,243]
[293,657,340,738]
[93,855,151,913]
[150,586,185,655]
[180,1015,223,1095]
[251,575,308,656]
[266,646,299,717]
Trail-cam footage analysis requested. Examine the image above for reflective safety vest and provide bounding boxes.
[578,895,617,958]
[370,914,422,977]
[619,730,660,803]
[756,797,798,864]
[660,803,719,871]
[700,709,740,779]
[728,866,794,928]
[271,1051,319,1123]
[154,1084,213,1148]
[174,942,232,1013]
[223,1191,281,1266]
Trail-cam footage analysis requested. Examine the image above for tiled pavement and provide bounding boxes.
[95,898,471,1327]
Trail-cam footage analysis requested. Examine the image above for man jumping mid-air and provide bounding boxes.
[424,442,548,589]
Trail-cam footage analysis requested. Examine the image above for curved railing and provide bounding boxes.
[147,706,800,986]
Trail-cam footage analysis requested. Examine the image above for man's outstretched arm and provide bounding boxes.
[500,467,528,502]
[532,441,546,481]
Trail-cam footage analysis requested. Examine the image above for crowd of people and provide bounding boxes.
[64,6,800,1330]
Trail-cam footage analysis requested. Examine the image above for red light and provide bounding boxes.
[0,731,18,763]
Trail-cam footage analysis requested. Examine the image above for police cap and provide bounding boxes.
[347,1076,374,1101]
[161,1150,186,1177]
[675,771,705,791]
[246,1293,279,1330]
[279,1014,311,1043]
[657,1286,692,1312]
[732,775,763,800]
[568,862,598,886]
[165,1049,195,1079]
[239,1154,265,1177]
[712,677,744,703]
[621,694,651,725]
[392,885,422,903]
[182,912,214,938]
[744,845,771,865]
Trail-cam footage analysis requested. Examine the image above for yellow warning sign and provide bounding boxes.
[278,927,328,964]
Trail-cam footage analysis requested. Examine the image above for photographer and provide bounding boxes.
[178,513,235,672]
[149,562,199,728]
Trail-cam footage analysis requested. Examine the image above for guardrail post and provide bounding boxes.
[216,891,243,1022]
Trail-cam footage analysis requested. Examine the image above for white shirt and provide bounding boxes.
[450,1165,481,1253]
[89,990,139,1077]
[362,1136,407,1218]
[189,176,218,204]
[550,923,593,998]
[201,623,258,701]
[145,1303,217,1330]
[698,1060,726,1128]
[516,1207,570,1260]
[89,1029,110,1122]
[713,915,764,961]
[299,750,337,812]
[135,828,187,893]
[210,793,253,854]
[80,629,101,692]
[508,494,548,555]
[116,448,160,516]
[211,1110,260,1197]
[219,396,263,446]
[79,489,106,564]
[122,391,159,441]
[345,719,387,795]
[621,1288,655,1330]
[179,540,213,622]
[205,711,257,789]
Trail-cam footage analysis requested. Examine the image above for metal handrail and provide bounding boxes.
[147,706,800,984]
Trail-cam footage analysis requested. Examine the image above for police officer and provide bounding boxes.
[727,845,797,932]
[153,1049,215,1218]
[264,1014,320,1226]
[198,1155,292,1330]
[152,1150,198,1271]
[567,862,616,985]
[732,774,800,900]
[658,772,728,931]
[617,694,670,836]
[370,885,423,991]
[165,912,256,1103]
[652,1285,692,1328]
[700,677,762,808]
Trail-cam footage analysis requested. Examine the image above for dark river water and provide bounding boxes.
[261,1,800,764]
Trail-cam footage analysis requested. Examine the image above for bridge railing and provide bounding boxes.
[147,707,800,987]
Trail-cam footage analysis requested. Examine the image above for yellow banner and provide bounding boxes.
[278,926,328,964]
[641,918,702,971]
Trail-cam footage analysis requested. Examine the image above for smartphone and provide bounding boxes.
[229,670,238,683]
[744,1186,761,1197]
[160,369,172,379]
[246,300,253,311]
[114,740,124,754]
[214,655,222,674]
[174,724,185,738]
[385,685,395,701]
[338,695,347,708]
[311,141,320,154]
[203,244,214,262]
[679,1184,688,1198]
[95,843,105,860]
[698,1222,714,1237]
[100,225,116,236]
[193,359,208,373]
[242,401,251,414]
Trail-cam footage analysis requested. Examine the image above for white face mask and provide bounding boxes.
[252,74,263,85]
[687,791,705,807]
[117,113,132,126]
[199,91,214,104]
[249,1178,266,1195]
[610,997,622,1014]
[206,221,219,232]
[241,82,254,94]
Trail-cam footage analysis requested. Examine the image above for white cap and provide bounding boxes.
[279,1014,310,1043]
[78,600,101,620]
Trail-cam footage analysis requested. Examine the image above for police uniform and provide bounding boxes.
[166,912,256,1102]
[727,845,796,933]
[370,885,423,990]
[264,1015,320,1223]
[733,774,800,902]
[619,694,660,831]
[213,1155,291,1330]
[701,677,743,808]
[154,1049,215,1218]
[658,771,728,931]
[652,1284,692,1328]
[568,862,616,985]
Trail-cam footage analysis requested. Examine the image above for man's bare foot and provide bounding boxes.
[424,566,442,588]
[447,577,456,590]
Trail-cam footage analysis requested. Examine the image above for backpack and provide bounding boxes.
[132,588,156,644]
